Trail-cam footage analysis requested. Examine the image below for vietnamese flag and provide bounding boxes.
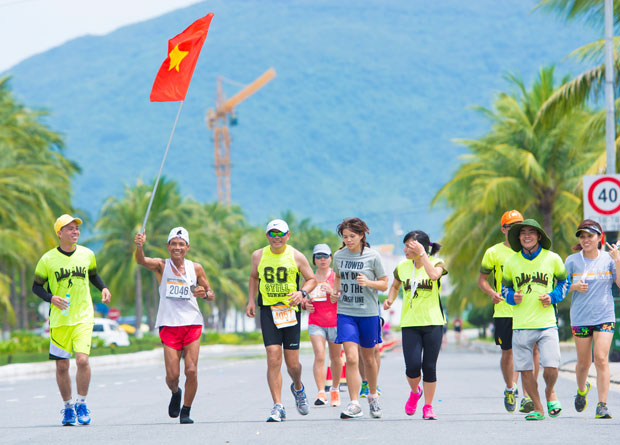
[150,13,214,102]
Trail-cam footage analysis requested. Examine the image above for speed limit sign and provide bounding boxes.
[583,175,620,230]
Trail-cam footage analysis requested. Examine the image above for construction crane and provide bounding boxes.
[206,67,276,205]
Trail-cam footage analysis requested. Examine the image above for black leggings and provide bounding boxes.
[401,325,443,382]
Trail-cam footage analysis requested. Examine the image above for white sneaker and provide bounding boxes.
[340,401,363,419]
[368,396,383,418]
[266,403,286,422]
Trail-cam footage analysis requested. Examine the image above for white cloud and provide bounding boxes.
[0,0,203,72]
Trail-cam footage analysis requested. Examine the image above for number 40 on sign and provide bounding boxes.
[583,175,620,231]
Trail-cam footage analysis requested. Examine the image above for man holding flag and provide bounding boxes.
[135,228,215,424]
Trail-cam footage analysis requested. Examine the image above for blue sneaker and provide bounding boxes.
[75,403,91,425]
[61,406,76,426]
[359,381,369,398]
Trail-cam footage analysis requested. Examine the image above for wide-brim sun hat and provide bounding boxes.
[507,218,551,251]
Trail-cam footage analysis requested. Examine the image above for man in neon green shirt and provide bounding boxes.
[246,219,316,422]
[32,214,111,426]
[501,219,569,421]
[478,210,539,413]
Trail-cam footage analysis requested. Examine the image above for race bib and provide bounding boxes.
[165,278,192,300]
[271,304,297,329]
[310,282,327,302]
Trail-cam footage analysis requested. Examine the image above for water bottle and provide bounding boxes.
[61,293,70,316]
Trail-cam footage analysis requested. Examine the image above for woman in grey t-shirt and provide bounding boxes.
[329,218,388,420]
[565,219,619,419]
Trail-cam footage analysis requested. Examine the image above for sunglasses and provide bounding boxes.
[268,231,288,238]
[314,253,330,259]
[502,224,514,229]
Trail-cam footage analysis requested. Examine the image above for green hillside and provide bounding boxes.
[3,0,597,244]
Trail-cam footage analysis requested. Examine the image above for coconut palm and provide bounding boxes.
[432,67,602,312]
[0,76,78,327]
[534,0,620,133]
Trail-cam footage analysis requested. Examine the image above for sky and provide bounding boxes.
[0,0,203,72]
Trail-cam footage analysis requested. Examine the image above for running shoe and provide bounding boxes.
[595,402,612,419]
[504,384,517,412]
[75,403,91,425]
[266,403,286,422]
[330,387,341,407]
[359,381,369,398]
[169,388,182,418]
[314,391,327,406]
[340,401,363,419]
[405,386,423,416]
[422,404,437,420]
[574,381,591,413]
[368,396,382,418]
[519,396,534,413]
[180,405,194,424]
[61,406,76,426]
[290,383,310,415]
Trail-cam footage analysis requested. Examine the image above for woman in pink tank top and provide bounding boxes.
[304,244,343,407]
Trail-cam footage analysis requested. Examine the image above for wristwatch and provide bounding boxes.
[300,289,308,299]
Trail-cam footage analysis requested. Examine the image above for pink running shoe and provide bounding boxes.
[422,404,437,420]
[405,386,423,416]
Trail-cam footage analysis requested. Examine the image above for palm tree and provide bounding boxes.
[432,67,601,312]
[0,76,78,327]
[534,0,620,137]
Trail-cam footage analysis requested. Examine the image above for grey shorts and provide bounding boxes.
[308,324,338,343]
[513,327,560,371]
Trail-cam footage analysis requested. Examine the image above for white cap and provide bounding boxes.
[168,227,189,245]
[265,219,289,234]
[313,244,331,255]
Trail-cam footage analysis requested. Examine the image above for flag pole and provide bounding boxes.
[140,100,185,234]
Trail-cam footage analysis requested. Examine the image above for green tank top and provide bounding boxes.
[258,245,300,310]
[480,242,516,318]
[395,256,447,327]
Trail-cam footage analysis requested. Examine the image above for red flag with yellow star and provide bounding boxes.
[150,13,214,102]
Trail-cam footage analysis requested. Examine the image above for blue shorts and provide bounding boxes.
[335,314,382,348]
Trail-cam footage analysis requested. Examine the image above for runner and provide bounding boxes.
[501,219,569,420]
[478,210,539,413]
[453,316,462,344]
[330,217,388,419]
[134,227,215,424]
[565,219,617,419]
[303,243,342,407]
[32,214,111,426]
[384,230,447,420]
[246,219,316,422]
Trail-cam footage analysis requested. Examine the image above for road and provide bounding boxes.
[1,340,618,444]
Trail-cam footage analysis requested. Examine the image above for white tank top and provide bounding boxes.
[155,259,204,328]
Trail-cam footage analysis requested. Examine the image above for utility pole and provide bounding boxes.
[605,0,616,174]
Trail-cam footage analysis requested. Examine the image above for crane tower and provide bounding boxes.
[206,68,276,205]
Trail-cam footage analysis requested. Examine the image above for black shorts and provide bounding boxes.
[494,317,513,351]
[260,306,301,350]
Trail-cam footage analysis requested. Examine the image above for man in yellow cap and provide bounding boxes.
[478,210,539,414]
[32,214,111,426]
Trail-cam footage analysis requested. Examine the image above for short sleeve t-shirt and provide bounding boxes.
[502,249,568,330]
[394,256,447,327]
[34,245,97,328]
[565,251,616,326]
[480,242,516,318]
[333,247,386,317]
[308,269,337,327]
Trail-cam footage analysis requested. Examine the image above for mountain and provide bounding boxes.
[3,0,597,245]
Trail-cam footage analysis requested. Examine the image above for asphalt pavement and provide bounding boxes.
[0,333,619,444]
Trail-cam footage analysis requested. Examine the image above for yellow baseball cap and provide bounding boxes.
[54,214,83,233]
